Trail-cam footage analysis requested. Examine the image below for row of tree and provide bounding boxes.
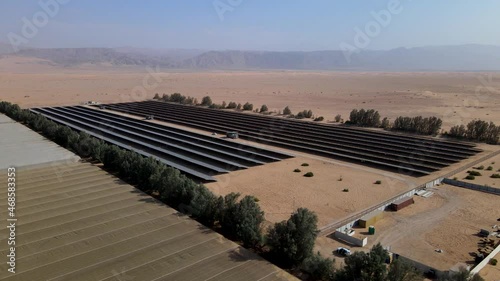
[391,116,443,135]
[348,109,381,127]
[447,120,500,144]
[348,109,444,136]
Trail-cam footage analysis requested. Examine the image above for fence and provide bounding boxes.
[443,178,500,196]
[319,149,500,236]
[470,242,500,275]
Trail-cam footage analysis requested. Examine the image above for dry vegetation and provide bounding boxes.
[206,156,410,227]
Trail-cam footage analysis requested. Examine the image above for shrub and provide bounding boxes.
[301,163,309,167]
[342,188,349,192]
[467,170,482,176]
[153,93,160,99]
[260,104,268,113]
[491,258,498,266]
[242,102,253,111]
[476,165,485,170]
[338,176,343,181]
[293,168,301,173]
[491,174,500,179]
[453,177,458,180]
[374,180,382,184]
[334,114,342,123]
[313,116,324,122]
[487,166,493,171]
[304,172,314,177]
[236,103,242,110]
[465,175,476,180]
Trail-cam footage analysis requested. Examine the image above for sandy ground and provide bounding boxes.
[1,57,500,131]
[479,252,500,281]
[452,153,500,187]
[206,156,410,227]
[0,162,296,281]
[358,184,500,272]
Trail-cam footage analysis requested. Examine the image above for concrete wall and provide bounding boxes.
[443,178,500,196]
[334,231,367,247]
[426,178,443,188]
[392,253,445,277]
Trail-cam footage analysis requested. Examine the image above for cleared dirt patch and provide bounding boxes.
[206,156,410,227]
[367,184,500,271]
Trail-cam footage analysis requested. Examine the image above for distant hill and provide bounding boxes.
[183,45,500,71]
[3,44,500,71]
[16,47,176,67]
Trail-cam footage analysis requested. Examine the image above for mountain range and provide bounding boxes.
[1,44,499,71]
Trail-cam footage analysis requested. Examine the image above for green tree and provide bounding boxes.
[102,145,124,171]
[387,259,423,281]
[243,102,253,111]
[260,104,269,113]
[237,103,242,110]
[227,101,237,109]
[201,96,213,106]
[302,252,335,281]
[381,117,391,129]
[283,106,292,115]
[267,208,318,266]
[234,196,264,247]
[337,243,389,281]
[170,93,186,103]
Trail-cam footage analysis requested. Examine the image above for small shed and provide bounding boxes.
[390,196,414,211]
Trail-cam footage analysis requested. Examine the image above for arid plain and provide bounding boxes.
[1,56,500,131]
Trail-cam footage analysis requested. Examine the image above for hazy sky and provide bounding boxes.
[1,0,499,51]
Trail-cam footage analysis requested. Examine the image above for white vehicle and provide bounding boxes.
[335,247,351,256]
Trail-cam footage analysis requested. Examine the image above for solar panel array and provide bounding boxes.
[97,101,482,176]
[31,106,293,181]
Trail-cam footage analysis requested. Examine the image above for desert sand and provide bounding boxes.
[1,56,500,131]
[452,154,500,187]
[207,156,410,227]
[368,184,499,271]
